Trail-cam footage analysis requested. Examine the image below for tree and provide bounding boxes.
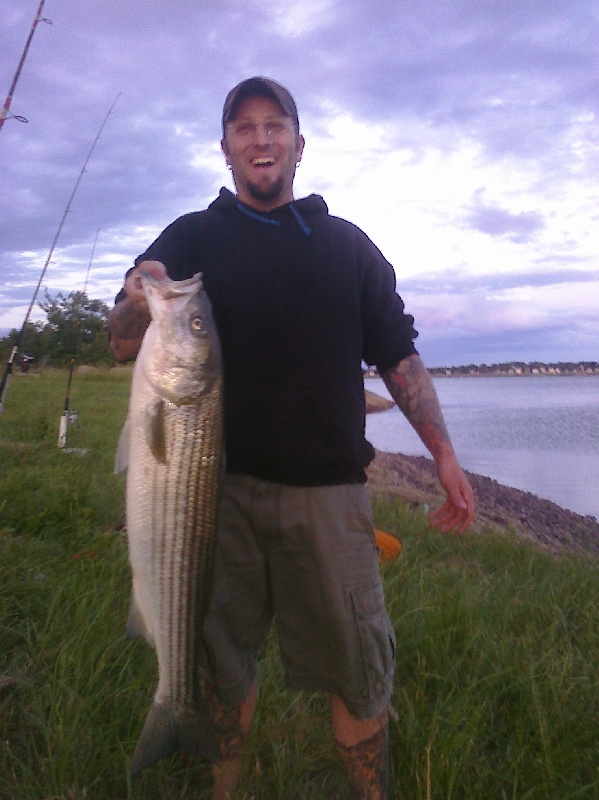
[0,321,47,366]
[37,290,112,366]
[0,291,113,368]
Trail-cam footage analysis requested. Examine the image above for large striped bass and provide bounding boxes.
[119,271,223,775]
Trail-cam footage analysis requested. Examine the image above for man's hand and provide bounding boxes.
[123,260,168,311]
[428,454,475,534]
[108,260,168,362]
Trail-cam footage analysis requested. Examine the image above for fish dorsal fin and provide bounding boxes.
[145,399,167,464]
[114,416,130,474]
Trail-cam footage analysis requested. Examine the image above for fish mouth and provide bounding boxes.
[142,271,203,295]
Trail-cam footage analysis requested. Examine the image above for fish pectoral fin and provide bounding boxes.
[114,416,130,474]
[145,400,167,464]
[125,598,155,647]
[130,702,220,776]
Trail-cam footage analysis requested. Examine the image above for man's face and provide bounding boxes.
[222,95,305,211]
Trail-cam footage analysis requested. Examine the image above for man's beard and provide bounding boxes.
[245,174,286,204]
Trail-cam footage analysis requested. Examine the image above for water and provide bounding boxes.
[365,375,599,519]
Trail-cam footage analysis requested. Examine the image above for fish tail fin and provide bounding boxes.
[130,702,220,776]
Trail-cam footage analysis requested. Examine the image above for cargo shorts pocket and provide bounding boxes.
[351,583,396,699]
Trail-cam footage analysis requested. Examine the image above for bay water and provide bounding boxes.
[365,375,599,520]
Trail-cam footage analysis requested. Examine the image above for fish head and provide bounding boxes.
[141,273,222,405]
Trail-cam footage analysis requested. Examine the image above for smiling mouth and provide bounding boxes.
[251,157,275,167]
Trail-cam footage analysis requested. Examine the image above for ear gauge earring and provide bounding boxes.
[226,163,232,171]
[296,161,301,168]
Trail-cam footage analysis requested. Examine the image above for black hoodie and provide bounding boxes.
[139,187,418,485]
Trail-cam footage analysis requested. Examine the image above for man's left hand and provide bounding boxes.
[428,456,475,534]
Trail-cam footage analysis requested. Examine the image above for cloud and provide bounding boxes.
[0,0,597,364]
[398,265,599,296]
[463,191,545,243]
[269,0,337,38]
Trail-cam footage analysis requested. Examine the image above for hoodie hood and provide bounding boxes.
[209,187,328,236]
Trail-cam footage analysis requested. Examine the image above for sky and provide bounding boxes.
[0,0,597,368]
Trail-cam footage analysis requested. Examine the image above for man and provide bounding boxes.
[109,76,475,800]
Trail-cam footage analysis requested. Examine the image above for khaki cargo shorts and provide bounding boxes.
[204,475,396,720]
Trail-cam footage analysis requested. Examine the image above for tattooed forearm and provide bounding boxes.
[383,354,476,529]
[382,354,453,460]
[107,300,151,362]
[108,301,150,342]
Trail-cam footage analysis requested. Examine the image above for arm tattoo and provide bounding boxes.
[382,354,452,460]
[108,300,150,342]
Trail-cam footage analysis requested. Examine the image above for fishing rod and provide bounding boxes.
[83,227,101,295]
[57,359,75,449]
[0,0,52,132]
[57,228,101,451]
[0,94,121,416]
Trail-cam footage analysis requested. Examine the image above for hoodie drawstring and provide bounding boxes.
[236,201,312,237]
[236,203,280,226]
[290,204,312,236]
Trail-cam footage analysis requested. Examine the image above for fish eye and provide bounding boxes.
[191,316,203,331]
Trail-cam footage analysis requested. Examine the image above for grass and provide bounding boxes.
[0,369,597,799]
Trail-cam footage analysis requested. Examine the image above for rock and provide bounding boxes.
[365,389,394,414]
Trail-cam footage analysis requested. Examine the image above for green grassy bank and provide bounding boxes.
[0,370,597,799]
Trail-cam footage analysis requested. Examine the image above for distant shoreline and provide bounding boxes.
[365,362,599,379]
[429,370,599,378]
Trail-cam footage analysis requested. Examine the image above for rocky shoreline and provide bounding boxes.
[366,450,599,559]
